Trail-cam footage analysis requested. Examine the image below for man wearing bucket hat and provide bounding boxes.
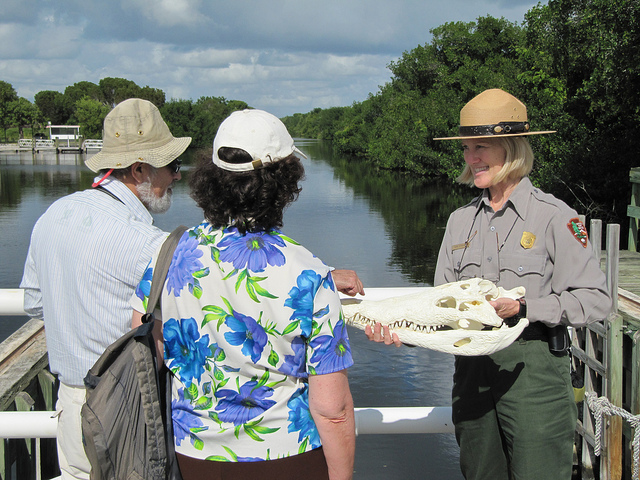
[20,98,191,479]
[431,89,611,479]
[131,108,356,480]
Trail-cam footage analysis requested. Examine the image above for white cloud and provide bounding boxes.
[128,0,209,27]
[0,23,82,60]
[0,0,545,117]
[170,48,252,69]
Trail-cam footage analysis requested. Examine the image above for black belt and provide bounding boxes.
[504,315,549,341]
[517,321,548,341]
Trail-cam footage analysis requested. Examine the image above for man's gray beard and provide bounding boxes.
[136,181,173,214]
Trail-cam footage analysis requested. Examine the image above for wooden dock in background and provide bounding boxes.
[571,221,640,480]
[609,250,640,293]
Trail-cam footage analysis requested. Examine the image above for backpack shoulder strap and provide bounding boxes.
[144,225,188,317]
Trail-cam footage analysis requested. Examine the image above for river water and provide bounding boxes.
[0,140,475,479]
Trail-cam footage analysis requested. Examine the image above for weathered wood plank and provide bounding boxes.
[0,320,48,412]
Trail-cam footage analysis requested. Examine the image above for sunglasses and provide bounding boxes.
[166,159,182,174]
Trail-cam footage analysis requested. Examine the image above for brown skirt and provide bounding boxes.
[176,446,329,480]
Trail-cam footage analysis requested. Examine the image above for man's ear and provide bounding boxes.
[129,162,149,184]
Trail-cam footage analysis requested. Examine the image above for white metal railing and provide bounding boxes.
[0,407,454,439]
[35,139,55,148]
[0,288,455,441]
[0,288,26,315]
[82,139,103,150]
[18,139,33,148]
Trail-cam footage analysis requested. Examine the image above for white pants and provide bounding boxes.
[56,383,91,480]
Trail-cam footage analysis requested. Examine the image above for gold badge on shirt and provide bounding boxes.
[520,231,536,249]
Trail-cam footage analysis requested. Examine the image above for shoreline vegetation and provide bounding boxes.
[1,0,638,246]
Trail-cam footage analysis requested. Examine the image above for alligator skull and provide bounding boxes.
[342,278,529,356]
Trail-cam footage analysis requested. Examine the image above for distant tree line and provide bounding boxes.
[0,77,248,146]
[282,0,640,239]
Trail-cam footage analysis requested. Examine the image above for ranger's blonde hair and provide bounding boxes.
[457,137,534,187]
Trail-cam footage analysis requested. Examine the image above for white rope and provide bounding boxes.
[585,391,640,480]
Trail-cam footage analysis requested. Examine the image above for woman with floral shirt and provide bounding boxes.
[131,109,356,480]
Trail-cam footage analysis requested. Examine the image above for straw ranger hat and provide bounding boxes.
[212,109,306,172]
[433,89,555,140]
[85,98,192,173]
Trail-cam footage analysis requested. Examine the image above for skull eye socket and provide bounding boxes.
[436,296,457,309]
[458,300,482,311]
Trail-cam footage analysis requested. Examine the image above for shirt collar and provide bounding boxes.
[479,176,532,219]
[95,178,155,225]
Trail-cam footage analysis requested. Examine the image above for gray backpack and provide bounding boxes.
[81,226,186,480]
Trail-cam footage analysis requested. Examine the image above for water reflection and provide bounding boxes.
[295,139,474,285]
[0,142,476,479]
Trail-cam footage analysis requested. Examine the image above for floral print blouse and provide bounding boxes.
[130,222,354,462]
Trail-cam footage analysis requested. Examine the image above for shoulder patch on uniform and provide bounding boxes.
[567,218,588,248]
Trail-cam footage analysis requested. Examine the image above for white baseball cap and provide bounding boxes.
[212,109,306,172]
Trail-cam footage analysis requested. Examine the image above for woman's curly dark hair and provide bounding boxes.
[189,148,305,234]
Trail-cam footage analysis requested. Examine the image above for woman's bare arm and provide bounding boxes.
[308,369,355,480]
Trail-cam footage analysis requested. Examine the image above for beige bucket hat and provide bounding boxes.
[85,98,192,173]
[433,88,555,140]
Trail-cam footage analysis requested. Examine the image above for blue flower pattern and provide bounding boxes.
[224,310,268,363]
[164,317,211,386]
[166,232,207,298]
[131,223,353,462]
[287,387,321,449]
[218,228,286,272]
[215,379,277,425]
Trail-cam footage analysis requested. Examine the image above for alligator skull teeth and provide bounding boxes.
[342,278,529,356]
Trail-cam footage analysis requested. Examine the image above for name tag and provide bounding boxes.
[452,231,477,252]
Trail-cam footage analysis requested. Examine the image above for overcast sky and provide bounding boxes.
[1,0,545,118]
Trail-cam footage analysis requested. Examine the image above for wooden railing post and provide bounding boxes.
[591,219,602,261]
[627,168,640,251]
[605,224,623,480]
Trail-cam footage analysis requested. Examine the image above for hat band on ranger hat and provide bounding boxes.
[433,88,556,140]
[458,121,531,137]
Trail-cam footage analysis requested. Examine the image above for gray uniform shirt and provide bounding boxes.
[435,177,611,327]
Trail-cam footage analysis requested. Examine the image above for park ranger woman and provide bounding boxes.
[432,88,612,480]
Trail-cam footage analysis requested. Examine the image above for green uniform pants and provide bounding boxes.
[452,339,577,480]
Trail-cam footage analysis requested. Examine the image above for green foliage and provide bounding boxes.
[187,96,249,147]
[191,96,231,147]
[162,96,249,148]
[99,77,165,108]
[63,82,102,124]
[99,77,137,107]
[332,16,524,178]
[160,99,194,139]
[282,106,348,140]
[519,0,640,230]
[2,78,247,148]
[34,90,67,124]
[286,5,640,236]
[8,97,41,138]
[0,80,18,141]
[74,97,111,138]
